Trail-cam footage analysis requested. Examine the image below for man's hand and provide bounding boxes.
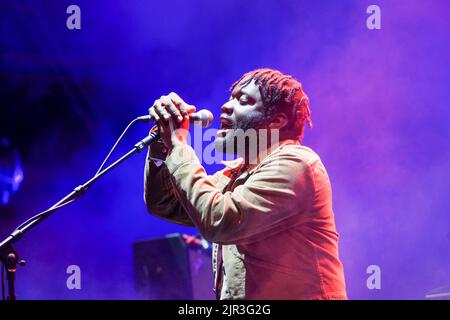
[148,92,196,151]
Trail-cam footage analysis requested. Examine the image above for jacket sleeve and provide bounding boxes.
[164,144,316,244]
[143,136,194,227]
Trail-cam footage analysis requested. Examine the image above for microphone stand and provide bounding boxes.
[0,131,159,300]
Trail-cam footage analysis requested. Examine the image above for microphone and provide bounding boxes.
[136,109,214,128]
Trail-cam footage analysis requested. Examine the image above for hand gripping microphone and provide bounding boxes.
[136,109,214,128]
[134,109,214,150]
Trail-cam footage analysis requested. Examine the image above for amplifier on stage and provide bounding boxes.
[133,233,214,300]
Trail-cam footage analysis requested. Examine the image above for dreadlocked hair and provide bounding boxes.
[230,68,313,142]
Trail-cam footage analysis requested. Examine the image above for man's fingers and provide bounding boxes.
[151,93,195,124]
[161,96,183,123]
[168,92,183,104]
[168,92,195,118]
[148,106,160,122]
[185,103,197,114]
[154,100,171,122]
[179,103,195,119]
[149,93,191,150]
[178,104,189,118]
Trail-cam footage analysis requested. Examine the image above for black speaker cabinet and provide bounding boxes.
[133,233,214,300]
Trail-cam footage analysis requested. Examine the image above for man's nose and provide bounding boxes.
[221,101,233,115]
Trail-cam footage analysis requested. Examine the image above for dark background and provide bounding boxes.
[1,0,449,299]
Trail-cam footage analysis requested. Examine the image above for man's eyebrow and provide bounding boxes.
[230,87,242,97]
[231,84,256,99]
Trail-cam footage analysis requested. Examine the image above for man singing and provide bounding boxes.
[143,68,347,300]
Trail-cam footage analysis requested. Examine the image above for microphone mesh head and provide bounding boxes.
[191,109,214,128]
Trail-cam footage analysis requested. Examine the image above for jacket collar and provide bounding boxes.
[221,158,245,172]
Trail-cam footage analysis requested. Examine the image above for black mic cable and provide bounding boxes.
[96,109,213,175]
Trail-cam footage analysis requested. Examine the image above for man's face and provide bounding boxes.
[214,79,267,155]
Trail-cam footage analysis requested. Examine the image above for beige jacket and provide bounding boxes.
[144,139,347,300]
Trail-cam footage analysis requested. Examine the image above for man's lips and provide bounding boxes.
[220,117,233,129]
[218,117,233,137]
[217,128,231,137]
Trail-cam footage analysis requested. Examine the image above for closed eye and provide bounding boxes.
[240,95,255,105]
[230,90,256,105]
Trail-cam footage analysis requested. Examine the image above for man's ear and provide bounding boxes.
[268,112,289,130]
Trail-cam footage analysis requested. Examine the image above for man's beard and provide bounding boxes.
[214,114,268,157]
